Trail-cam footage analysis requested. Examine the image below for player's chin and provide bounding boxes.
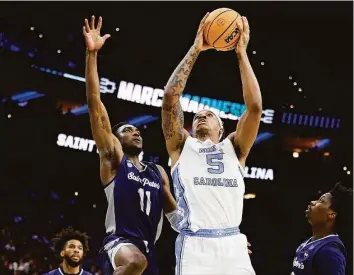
[305,213,313,223]
[135,143,143,149]
[70,256,81,262]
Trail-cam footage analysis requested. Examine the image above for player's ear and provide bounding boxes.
[219,128,224,140]
[328,211,337,220]
[60,250,65,257]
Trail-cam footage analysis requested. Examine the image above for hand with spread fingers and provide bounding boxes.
[193,12,213,52]
[83,15,111,52]
[235,16,250,55]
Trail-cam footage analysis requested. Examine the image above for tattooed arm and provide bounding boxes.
[84,16,123,185]
[162,45,199,156]
[162,13,212,165]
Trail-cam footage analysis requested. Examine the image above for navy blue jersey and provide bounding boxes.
[103,155,164,252]
[291,234,346,275]
[42,267,92,275]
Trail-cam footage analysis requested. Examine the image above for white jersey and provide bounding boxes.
[171,136,246,232]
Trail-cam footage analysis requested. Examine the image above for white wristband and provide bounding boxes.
[165,210,179,233]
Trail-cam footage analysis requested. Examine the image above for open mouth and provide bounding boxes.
[305,205,311,213]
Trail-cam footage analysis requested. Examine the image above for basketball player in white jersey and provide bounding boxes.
[161,13,261,275]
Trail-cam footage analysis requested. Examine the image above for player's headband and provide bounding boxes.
[117,124,136,134]
[193,109,224,140]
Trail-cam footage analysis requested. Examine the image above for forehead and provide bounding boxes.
[65,239,83,247]
[194,110,216,119]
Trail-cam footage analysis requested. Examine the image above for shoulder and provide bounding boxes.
[143,162,168,181]
[155,164,169,181]
[314,243,346,274]
[315,242,346,264]
[317,242,346,257]
[82,270,93,275]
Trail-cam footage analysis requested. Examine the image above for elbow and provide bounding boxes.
[162,87,177,104]
[248,100,262,114]
[163,86,175,98]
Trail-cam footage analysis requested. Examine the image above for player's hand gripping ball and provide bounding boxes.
[203,8,244,51]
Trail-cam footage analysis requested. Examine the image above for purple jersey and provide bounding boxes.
[292,234,346,275]
[103,155,164,252]
[42,267,92,275]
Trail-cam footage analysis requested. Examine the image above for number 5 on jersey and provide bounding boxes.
[138,188,151,215]
[206,153,224,174]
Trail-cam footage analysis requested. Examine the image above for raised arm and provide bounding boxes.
[227,17,262,167]
[162,13,211,163]
[84,16,123,184]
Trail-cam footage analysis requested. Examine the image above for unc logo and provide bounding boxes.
[224,28,239,44]
[217,18,225,27]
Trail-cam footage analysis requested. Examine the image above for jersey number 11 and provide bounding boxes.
[138,188,151,215]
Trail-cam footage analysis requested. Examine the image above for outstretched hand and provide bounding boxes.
[235,16,250,55]
[193,13,213,52]
[83,15,111,52]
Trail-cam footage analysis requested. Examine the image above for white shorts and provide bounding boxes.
[104,239,135,270]
[175,229,256,275]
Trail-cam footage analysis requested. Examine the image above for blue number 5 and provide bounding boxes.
[206,153,224,174]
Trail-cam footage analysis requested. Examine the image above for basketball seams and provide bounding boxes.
[205,9,233,46]
[212,12,240,48]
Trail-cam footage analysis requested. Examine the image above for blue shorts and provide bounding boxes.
[99,234,158,275]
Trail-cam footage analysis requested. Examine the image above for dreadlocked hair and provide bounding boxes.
[52,227,90,255]
[329,182,353,233]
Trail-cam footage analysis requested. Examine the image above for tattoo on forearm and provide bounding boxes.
[166,46,199,98]
[162,100,184,145]
[172,101,184,142]
[162,112,175,140]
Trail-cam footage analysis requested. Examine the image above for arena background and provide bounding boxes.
[0,1,353,275]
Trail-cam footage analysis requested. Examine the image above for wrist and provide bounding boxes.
[86,49,98,56]
[236,49,247,60]
[191,44,201,54]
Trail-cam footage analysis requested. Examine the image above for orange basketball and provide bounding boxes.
[204,8,243,51]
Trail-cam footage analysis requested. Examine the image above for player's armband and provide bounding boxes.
[165,210,179,233]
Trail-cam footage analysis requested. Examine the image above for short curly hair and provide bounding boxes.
[52,227,90,255]
[329,182,353,233]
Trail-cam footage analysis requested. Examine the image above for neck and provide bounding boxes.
[195,132,219,144]
[312,223,335,240]
[61,262,80,274]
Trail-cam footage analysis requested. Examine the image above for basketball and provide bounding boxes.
[204,8,243,51]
